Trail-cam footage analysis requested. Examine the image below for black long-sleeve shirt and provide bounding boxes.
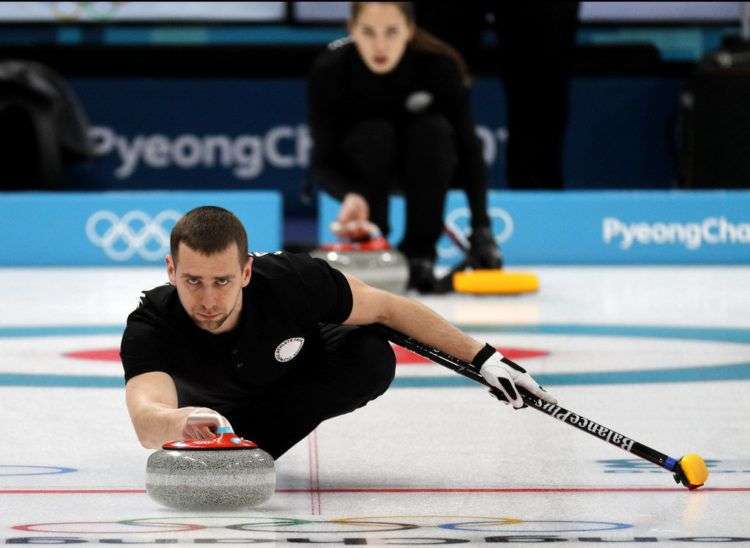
[308,40,490,228]
[120,252,353,411]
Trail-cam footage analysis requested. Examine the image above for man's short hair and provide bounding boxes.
[170,206,249,265]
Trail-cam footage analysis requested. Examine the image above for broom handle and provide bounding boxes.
[377,324,679,473]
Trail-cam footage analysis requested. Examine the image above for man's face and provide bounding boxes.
[166,242,251,334]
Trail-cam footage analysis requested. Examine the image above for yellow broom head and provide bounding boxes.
[452,269,540,295]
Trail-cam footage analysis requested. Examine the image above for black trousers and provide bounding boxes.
[227,324,396,459]
[494,3,579,190]
[339,114,458,261]
[415,1,579,190]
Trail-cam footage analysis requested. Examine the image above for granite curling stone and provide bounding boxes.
[310,236,409,293]
[145,426,275,510]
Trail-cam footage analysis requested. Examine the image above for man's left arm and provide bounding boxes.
[343,274,483,363]
[342,274,557,408]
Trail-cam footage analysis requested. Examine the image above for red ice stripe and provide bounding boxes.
[64,349,121,361]
[307,430,322,515]
[0,489,145,494]
[64,347,548,364]
[278,487,748,493]
[2,487,747,494]
[393,346,547,363]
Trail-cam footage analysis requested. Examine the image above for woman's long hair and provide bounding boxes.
[350,2,471,85]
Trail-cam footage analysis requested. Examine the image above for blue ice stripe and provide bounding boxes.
[394,362,750,387]
[4,362,750,389]
[0,325,124,338]
[0,373,124,388]
[533,362,750,385]
[392,362,750,388]
[2,323,749,343]
[454,324,750,344]
[394,376,475,389]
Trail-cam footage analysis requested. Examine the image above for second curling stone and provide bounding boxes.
[310,237,409,293]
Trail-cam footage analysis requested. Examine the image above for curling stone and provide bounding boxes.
[311,236,409,293]
[145,425,275,510]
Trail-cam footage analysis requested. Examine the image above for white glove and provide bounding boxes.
[473,344,557,409]
[180,408,233,440]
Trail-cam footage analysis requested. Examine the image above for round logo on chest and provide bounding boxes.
[274,337,305,363]
[405,90,433,113]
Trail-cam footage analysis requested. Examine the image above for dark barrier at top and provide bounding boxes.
[65,77,684,214]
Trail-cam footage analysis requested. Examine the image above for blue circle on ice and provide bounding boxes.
[0,465,77,476]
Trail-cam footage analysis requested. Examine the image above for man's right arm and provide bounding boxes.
[125,372,226,449]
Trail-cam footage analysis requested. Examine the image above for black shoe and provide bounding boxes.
[407,257,437,293]
[467,226,503,269]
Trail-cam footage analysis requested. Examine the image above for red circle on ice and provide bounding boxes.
[65,346,548,364]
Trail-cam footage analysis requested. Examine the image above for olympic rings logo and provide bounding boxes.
[439,207,514,259]
[85,210,182,261]
[13,515,632,535]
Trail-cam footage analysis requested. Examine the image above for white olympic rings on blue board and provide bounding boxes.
[440,207,514,259]
[85,210,182,261]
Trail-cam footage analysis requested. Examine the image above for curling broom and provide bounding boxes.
[378,324,709,490]
[436,224,539,295]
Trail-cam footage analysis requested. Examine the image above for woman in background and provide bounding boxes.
[308,1,501,293]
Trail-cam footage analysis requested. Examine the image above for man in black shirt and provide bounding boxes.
[122,206,555,459]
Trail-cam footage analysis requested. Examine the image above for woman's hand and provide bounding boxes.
[332,193,380,240]
[339,193,370,223]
